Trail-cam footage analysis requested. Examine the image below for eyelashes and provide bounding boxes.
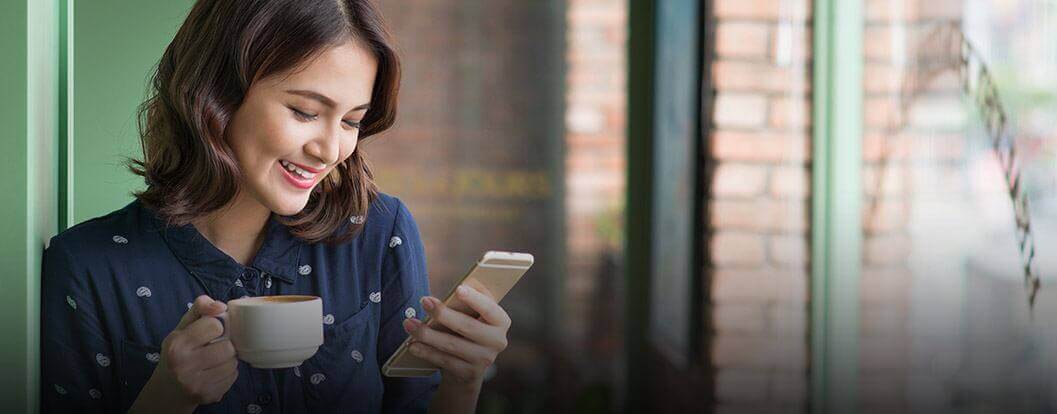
[288,106,361,129]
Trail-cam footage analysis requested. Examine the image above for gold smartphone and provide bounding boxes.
[382,250,534,377]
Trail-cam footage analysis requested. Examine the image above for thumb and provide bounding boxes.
[175,295,226,330]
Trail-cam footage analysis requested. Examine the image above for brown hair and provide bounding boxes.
[129,0,400,243]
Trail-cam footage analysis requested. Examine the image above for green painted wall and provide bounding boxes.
[71,0,193,222]
[0,1,193,411]
[0,0,60,411]
[0,0,32,410]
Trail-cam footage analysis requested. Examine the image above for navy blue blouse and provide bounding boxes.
[40,193,440,413]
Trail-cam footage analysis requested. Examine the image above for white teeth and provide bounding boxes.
[280,160,316,180]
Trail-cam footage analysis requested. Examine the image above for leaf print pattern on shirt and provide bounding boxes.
[246,403,262,414]
[66,295,77,310]
[112,235,128,244]
[351,350,364,362]
[389,236,402,248]
[310,373,326,385]
[146,352,160,363]
[350,215,365,224]
[298,264,312,276]
[95,353,110,367]
[323,314,335,325]
[135,286,151,298]
[54,384,67,395]
[369,291,381,303]
[88,388,102,399]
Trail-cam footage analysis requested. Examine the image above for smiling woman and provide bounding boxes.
[40,1,512,414]
[129,0,399,244]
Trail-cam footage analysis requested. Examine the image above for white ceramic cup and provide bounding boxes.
[212,295,324,369]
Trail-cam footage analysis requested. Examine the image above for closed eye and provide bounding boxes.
[289,106,317,121]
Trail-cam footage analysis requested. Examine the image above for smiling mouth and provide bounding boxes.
[279,159,319,180]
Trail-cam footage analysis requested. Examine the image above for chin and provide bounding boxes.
[267,196,311,216]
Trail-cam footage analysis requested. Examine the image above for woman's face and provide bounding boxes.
[225,39,378,216]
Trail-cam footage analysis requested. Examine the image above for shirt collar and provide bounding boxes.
[159,212,302,296]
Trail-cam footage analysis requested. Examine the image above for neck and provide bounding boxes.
[192,191,272,266]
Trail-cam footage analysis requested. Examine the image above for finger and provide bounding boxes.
[201,357,239,384]
[422,296,503,348]
[183,314,226,347]
[455,285,511,329]
[195,339,237,371]
[406,342,478,381]
[176,295,226,330]
[403,318,496,366]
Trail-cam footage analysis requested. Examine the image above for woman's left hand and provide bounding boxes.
[402,285,511,386]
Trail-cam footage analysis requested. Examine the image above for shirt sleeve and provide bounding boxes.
[377,198,442,413]
[40,238,116,413]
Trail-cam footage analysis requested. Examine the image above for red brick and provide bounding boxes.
[769,166,810,198]
[713,60,811,94]
[769,372,808,404]
[862,164,907,197]
[712,269,777,303]
[714,93,769,128]
[864,233,911,265]
[711,268,809,304]
[714,0,810,21]
[860,304,908,339]
[713,336,807,370]
[770,25,813,64]
[767,304,808,337]
[864,25,895,62]
[768,96,811,130]
[864,96,901,129]
[712,231,767,267]
[710,199,810,233]
[862,199,909,234]
[768,234,808,268]
[864,64,906,95]
[716,21,771,59]
[866,0,922,23]
[713,303,768,335]
[715,369,769,403]
[712,130,810,163]
[919,0,964,19]
[907,95,967,130]
[712,163,769,198]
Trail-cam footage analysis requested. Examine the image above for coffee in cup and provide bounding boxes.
[213,295,324,369]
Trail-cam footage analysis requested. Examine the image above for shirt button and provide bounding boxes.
[257,393,272,405]
[241,272,254,281]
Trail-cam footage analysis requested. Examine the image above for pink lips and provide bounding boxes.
[277,161,317,190]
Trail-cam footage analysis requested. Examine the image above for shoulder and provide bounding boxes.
[45,200,158,261]
[367,192,418,235]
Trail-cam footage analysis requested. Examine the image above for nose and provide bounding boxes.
[304,129,340,166]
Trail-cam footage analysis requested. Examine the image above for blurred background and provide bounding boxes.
[1,0,1055,413]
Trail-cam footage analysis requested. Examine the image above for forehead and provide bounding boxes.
[261,39,378,107]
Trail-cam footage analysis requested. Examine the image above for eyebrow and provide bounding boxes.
[285,89,370,111]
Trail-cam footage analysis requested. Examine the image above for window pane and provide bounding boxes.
[371,1,627,411]
[860,0,1057,411]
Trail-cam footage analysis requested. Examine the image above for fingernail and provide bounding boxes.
[420,296,434,311]
[402,318,415,333]
[457,285,469,296]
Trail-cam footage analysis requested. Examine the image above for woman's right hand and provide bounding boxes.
[129,295,238,413]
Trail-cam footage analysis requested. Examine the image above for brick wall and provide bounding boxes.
[565,0,627,350]
[707,0,813,412]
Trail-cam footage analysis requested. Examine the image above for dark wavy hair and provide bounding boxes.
[128,0,400,243]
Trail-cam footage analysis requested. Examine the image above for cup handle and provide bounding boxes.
[207,312,229,344]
